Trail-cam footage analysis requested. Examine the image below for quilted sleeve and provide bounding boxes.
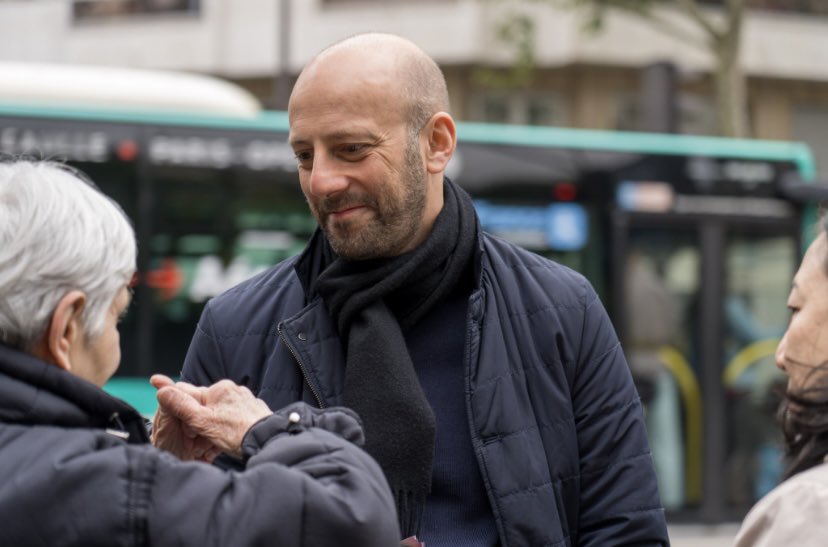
[573,284,669,546]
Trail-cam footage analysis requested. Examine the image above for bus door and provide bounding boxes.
[610,194,800,523]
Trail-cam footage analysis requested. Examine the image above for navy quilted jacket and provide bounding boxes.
[182,231,670,546]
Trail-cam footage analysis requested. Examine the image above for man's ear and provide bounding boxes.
[423,112,456,175]
[36,291,86,372]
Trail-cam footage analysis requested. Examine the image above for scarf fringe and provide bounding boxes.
[396,488,426,539]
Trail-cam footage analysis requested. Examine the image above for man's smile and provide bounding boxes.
[329,205,368,219]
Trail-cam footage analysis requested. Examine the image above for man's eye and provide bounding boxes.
[340,143,367,156]
[294,151,313,166]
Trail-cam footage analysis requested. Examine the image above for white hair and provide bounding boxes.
[0,160,136,350]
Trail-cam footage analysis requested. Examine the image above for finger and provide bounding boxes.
[150,374,175,390]
[151,407,166,436]
[190,436,214,458]
[181,422,199,440]
[173,381,208,403]
[157,386,207,424]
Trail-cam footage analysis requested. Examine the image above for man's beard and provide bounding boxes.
[314,135,427,260]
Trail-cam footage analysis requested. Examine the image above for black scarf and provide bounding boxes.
[311,178,477,538]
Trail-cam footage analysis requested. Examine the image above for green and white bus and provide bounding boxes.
[1,63,824,524]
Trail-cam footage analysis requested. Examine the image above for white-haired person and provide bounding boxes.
[0,160,399,546]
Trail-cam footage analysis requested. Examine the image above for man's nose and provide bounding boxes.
[307,154,349,198]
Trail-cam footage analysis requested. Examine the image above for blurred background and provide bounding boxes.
[2,0,828,543]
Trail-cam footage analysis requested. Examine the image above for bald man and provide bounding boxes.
[171,33,669,546]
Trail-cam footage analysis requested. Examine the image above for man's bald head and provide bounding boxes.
[292,33,449,132]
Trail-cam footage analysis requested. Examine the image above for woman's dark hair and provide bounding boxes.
[781,378,828,479]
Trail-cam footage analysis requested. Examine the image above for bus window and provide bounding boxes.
[624,228,701,511]
[146,167,312,375]
[722,233,793,507]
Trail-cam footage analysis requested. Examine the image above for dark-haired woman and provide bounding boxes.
[735,222,828,546]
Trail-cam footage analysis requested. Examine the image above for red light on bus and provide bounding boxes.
[116,139,139,162]
[144,258,184,301]
[553,182,577,202]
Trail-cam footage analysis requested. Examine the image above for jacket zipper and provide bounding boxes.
[105,412,131,441]
[277,322,326,409]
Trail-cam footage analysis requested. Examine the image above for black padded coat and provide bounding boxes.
[182,231,671,546]
[0,343,399,547]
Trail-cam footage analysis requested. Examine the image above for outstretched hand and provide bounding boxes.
[150,375,220,462]
[151,375,272,459]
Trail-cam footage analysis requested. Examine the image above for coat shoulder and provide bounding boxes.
[480,232,594,307]
[200,256,305,336]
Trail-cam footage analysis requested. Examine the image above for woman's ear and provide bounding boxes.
[423,112,457,175]
[35,291,86,372]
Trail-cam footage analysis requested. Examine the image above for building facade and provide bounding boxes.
[0,0,826,168]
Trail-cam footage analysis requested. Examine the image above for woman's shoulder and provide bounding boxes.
[735,462,828,546]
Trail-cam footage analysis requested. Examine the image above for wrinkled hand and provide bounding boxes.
[150,375,221,462]
[153,376,272,459]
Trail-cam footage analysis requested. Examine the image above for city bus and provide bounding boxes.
[1,63,824,524]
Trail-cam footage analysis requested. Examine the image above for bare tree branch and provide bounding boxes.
[484,0,750,136]
[725,0,746,34]
[599,2,707,50]
[675,0,723,40]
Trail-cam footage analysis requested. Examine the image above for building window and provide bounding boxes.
[472,92,565,127]
[72,0,200,22]
[792,105,828,181]
[615,92,717,136]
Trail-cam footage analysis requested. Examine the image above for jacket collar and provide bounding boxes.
[293,228,328,300]
[0,343,149,443]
